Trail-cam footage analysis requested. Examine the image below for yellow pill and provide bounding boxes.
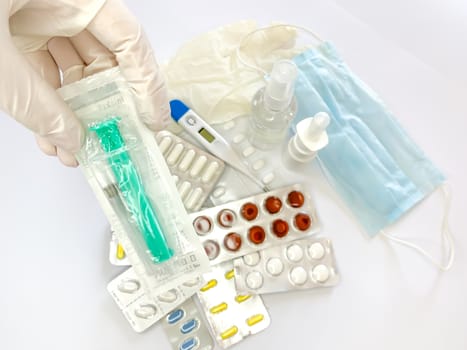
[116,244,126,260]
[220,326,238,340]
[224,269,235,280]
[200,279,217,292]
[246,314,264,327]
[210,302,228,314]
[235,294,251,303]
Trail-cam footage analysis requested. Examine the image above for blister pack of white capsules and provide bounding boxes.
[109,131,225,266]
[156,130,225,211]
[197,262,270,348]
[234,237,339,294]
[209,116,295,204]
[58,67,210,296]
[107,267,204,333]
[163,297,214,350]
[190,184,320,265]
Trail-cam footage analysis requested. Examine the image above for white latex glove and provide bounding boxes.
[1,0,169,166]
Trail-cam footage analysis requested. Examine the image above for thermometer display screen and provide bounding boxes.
[198,127,215,143]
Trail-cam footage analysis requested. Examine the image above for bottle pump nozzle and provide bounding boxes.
[264,60,298,111]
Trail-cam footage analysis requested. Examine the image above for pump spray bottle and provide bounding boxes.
[248,60,298,149]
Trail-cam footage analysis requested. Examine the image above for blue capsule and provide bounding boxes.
[179,337,198,350]
[180,318,198,334]
[167,309,185,324]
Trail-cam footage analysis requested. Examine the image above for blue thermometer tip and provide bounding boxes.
[169,99,190,122]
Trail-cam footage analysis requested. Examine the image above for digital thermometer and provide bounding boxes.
[169,99,269,192]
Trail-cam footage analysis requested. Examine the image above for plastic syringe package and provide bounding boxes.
[58,68,210,296]
[109,130,226,267]
[197,262,271,348]
[108,267,204,333]
[233,237,339,294]
[190,184,320,265]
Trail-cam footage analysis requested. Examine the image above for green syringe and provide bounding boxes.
[90,117,173,263]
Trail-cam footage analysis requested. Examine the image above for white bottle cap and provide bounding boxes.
[264,60,298,111]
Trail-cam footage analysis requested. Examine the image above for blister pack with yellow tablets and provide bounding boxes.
[196,262,270,348]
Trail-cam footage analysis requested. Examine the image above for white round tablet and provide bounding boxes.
[135,304,157,319]
[312,264,330,283]
[245,271,264,290]
[158,289,178,303]
[118,279,140,294]
[266,258,284,276]
[286,244,304,262]
[243,252,261,266]
[289,266,308,285]
[308,242,325,260]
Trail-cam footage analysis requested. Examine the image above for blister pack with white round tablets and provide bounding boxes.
[196,262,271,349]
[190,184,320,266]
[107,267,204,333]
[156,130,225,212]
[209,116,297,205]
[233,237,339,294]
[163,297,214,350]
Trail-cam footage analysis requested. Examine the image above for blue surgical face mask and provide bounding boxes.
[291,41,454,269]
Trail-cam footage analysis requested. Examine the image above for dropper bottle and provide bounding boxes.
[283,112,330,167]
[248,60,298,150]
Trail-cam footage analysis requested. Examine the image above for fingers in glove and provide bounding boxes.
[86,0,170,131]
[0,40,83,153]
[47,37,85,85]
[69,30,117,77]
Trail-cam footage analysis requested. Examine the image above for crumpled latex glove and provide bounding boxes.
[163,21,300,129]
[1,0,169,166]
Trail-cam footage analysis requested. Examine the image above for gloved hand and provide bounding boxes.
[1,0,169,166]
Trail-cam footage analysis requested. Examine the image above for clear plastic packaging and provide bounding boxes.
[196,262,270,348]
[163,297,214,350]
[234,237,339,294]
[107,267,204,333]
[58,67,210,296]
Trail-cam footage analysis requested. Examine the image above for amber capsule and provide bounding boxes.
[248,226,266,244]
[272,219,289,238]
[264,196,282,214]
[241,202,259,221]
[287,190,305,208]
[294,213,312,231]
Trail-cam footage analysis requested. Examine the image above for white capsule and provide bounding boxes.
[189,155,208,177]
[312,264,330,283]
[212,186,226,198]
[135,304,157,319]
[286,244,304,262]
[201,162,220,183]
[266,258,284,276]
[245,271,264,290]
[289,266,308,285]
[167,143,184,165]
[252,159,265,171]
[242,146,255,157]
[233,134,245,144]
[243,252,261,266]
[158,136,172,155]
[178,149,196,171]
[117,279,140,294]
[157,289,178,303]
[308,242,325,260]
[262,173,275,184]
[178,181,192,200]
[186,187,203,209]
[223,121,235,130]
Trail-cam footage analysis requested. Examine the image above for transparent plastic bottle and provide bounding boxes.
[248,60,298,150]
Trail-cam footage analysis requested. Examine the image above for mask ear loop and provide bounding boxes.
[235,24,325,77]
[381,183,455,271]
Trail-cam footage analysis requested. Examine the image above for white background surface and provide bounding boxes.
[1,0,466,349]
